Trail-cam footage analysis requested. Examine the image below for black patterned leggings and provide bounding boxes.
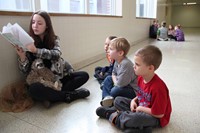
[27,71,89,102]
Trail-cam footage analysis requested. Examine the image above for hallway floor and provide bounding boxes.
[1,28,200,133]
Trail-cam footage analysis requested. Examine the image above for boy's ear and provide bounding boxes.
[118,50,124,56]
[149,65,155,71]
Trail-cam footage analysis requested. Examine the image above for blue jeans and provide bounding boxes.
[102,76,136,99]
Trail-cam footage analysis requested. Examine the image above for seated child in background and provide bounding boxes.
[175,24,185,41]
[149,19,158,39]
[94,36,117,86]
[96,45,172,133]
[100,37,138,107]
[157,21,168,41]
[168,24,176,40]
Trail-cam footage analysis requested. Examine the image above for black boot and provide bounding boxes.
[65,88,90,103]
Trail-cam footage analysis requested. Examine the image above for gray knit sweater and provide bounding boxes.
[112,57,138,90]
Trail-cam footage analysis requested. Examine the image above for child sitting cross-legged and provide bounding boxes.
[94,36,117,88]
[100,37,138,107]
[96,45,172,133]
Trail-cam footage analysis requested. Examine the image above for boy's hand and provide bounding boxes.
[130,99,137,112]
[99,72,104,76]
[135,106,144,112]
[112,75,117,85]
[135,106,152,116]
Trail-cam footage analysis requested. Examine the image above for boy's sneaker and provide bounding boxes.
[65,88,90,103]
[101,96,114,107]
[124,127,152,133]
[96,106,116,119]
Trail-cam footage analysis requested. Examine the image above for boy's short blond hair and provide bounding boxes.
[135,45,162,70]
[110,37,130,56]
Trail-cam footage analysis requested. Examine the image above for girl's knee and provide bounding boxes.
[80,71,90,82]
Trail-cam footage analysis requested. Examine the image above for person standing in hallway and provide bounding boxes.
[15,10,90,108]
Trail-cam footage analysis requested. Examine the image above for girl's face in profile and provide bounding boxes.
[32,14,47,39]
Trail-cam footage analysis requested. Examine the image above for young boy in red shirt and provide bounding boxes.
[96,45,172,133]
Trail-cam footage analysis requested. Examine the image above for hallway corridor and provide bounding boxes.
[1,28,200,133]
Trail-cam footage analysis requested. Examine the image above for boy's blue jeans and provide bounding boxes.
[102,76,136,99]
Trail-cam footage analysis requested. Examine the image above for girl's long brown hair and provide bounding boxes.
[29,10,57,49]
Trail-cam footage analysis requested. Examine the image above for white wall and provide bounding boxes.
[0,16,30,89]
[0,0,165,89]
[166,0,172,25]
[171,4,200,28]
[157,3,167,23]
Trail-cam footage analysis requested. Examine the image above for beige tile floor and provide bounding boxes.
[0,28,200,133]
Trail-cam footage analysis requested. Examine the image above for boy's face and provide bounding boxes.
[108,43,121,60]
[104,38,110,53]
[133,55,150,76]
